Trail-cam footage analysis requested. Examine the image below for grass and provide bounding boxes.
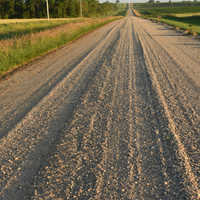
[174,13,200,17]
[0,4,127,41]
[133,6,200,16]
[133,4,200,36]
[0,18,88,40]
[152,15,200,35]
[133,1,200,9]
[0,4,127,75]
[0,17,122,75]
[107,3,128,17]
[0,18,85,24]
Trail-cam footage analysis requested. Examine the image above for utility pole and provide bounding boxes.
[46,0,49,21]
[80,0,82,18]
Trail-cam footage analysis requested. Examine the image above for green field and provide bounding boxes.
[133,3,200,35]
[0,17,122,76]
[133,6,200,16]
[107,3,128,17]
[133,1,200,9]
[153,15,200,35]
[0,3,127,41]
[0,3,128,76]
[0,18,88,41]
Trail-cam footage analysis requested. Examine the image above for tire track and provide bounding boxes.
[0,19,121,139]
[1,6,200,200]
[134,17,200,198]
[0,19,126,199]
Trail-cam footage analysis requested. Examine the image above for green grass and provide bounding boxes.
[0,17,122,75]
[0,4,128,41]
[153,15,200,34]
[0,18,87,40]
[116,3,128,10]
[0,4,128,75]
[107,3,128,17]
[133,1,200,9]
[133,4,200,35]
[134,6,200,16]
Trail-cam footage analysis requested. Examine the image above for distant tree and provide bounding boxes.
[48,0,56,18]
[0,0,2,19]
[68,0,76,17]
[53,0,63,18]
[2,0,15,19]
[25,0,36,18]
[0,0,118,19]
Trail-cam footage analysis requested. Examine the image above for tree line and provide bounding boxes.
[0,0,118,19]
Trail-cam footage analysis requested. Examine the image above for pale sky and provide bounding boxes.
[99,0,189,4]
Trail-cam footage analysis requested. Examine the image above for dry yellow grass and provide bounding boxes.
[0,16,121,74]
[0,17,117,49]
[0,18,90,25]
[174,13,200,17]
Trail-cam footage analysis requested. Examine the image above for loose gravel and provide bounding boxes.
[0,7,200,200]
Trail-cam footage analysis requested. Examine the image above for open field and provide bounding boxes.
[0,4,127,41]
[0,18,84,24]
[0,18,88,40]
[174,13,200,17]
[132,4,200,35]
[133,6,200,16]
[153,15,200,35]
[133,1,200,9]
[110,3,128,16]
[0,8,200,199]
[0,3,126,75]
[0,17,122,75]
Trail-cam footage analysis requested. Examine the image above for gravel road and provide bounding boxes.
[0,6,200,199]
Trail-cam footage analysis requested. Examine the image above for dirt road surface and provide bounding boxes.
[0,7,200,200]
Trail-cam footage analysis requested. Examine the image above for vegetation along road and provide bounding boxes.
[0,6,200,199]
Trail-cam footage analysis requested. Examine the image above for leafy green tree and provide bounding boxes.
[53,0,63,18]
[25,0,36,18]
[0,0,5,19]
[68,0,77,17]
[13,0,25,18]
[0,0,118,19]
[2,0,15,18]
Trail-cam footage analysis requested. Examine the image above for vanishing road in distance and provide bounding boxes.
[0,6,200,200]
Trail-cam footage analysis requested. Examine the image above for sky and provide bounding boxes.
[99,0,191,4]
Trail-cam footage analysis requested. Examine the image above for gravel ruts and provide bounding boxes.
[0,6,200,200]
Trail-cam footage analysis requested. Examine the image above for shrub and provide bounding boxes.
[189,29,197,36]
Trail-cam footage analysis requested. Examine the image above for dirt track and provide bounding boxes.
[0,7,200,199]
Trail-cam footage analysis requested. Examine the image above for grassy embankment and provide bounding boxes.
[133,4,200,35]
[0,18,88,40]
[0,13,127,76]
